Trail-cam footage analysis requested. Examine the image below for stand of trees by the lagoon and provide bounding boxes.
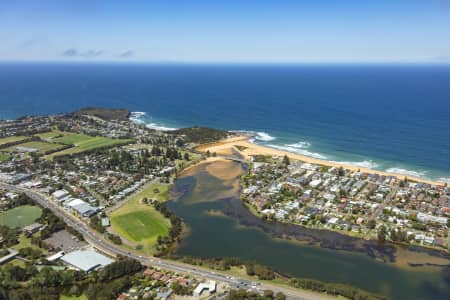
[226,289,287,300]
[171,256,384,300]
[288,278,385,300]
[151,200,183,256]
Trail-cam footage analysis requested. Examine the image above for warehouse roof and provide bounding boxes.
[61,250,113,272]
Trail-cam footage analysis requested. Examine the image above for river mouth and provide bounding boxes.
[167,158,450,300]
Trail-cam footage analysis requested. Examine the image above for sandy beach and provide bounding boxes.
[197,136,446,186]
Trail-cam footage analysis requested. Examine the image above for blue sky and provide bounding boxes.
[1,0,449,63]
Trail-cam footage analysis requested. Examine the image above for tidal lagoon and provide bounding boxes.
[167,159,450,300]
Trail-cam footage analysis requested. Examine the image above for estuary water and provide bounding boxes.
[167,159,450,300]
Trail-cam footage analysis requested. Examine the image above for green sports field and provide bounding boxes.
[0,153,10,162]
[0,205,42,228]
[110,183,171,255]
[45,135,132,158]
[35,130,65,140]
[0,136,28,146]
[52,133,94,145]
[5,141,65,154]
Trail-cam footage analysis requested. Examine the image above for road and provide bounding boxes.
[0,182,336,300]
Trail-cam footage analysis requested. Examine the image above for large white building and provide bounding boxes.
[61,250,113,272]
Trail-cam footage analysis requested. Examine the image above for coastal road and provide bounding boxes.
[0,182,336,300]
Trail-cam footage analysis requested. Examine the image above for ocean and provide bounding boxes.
[0,62,449,181]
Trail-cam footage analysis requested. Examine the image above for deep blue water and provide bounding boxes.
[0,62,449,181]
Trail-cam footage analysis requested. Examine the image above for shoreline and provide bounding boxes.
[197,135,446,186]
[128,111,449,185]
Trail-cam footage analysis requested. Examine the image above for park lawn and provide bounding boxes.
[0,136,28,146]
[133,182,171,202]
[12,233,48,254]
[110,183,171,255]
[34,130,66,140]
[52,133,94,145]
[0,205,42,228]
[8,258,26,268]
[46,136,133,159]
[0,153,10,162]
[112,210,169,242]
[4,141,65,154]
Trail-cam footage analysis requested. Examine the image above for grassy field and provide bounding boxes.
[132,183,171,202]
[45,135,132,159]
[0,136,28,146]
[4,141,65,154]
[0,153,10,162]
[12,233,48,254]
[52,133,95,145]
[0,205,42,228]
[35,130,65,140]
[110,183,171,255]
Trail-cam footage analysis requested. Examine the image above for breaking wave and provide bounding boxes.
[231,130,276,142]
[255,132,276,141]
[129,111,178,131]
[385,168,427,178]
[266,143,327,160]
[286,141,312,149]
[438,177,450,183]
[332,160,380,169]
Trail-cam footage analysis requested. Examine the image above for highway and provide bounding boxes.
[0,182,336,300]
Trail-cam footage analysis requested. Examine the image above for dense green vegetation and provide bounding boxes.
[0,258,142,300]
[152,200,183,256]
[89,215,105,233]
[0,136,29,147]
[73,107,130,121]
[288,277,385,300]
[169,127,228,143]
[226,289,286,300]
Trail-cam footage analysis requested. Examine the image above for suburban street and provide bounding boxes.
[0,182,336,300]
[370,186,399,221]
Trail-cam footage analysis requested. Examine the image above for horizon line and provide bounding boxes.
[0,59,450,66]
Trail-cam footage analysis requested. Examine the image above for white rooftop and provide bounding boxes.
[61,250,113,272]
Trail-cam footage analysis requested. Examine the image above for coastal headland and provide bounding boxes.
[197,135,446,186]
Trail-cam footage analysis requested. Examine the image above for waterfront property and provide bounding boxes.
[168,158,450,300]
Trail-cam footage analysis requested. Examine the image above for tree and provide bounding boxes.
[377,225,387,244]
[367,219,376,229]
[263,290,274,298]
[184,152,190,161]
[89,215,105,233]
[275,292,286,300]
[282,155,290,165]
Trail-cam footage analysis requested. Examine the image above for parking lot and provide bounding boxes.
[44,229,87,252]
